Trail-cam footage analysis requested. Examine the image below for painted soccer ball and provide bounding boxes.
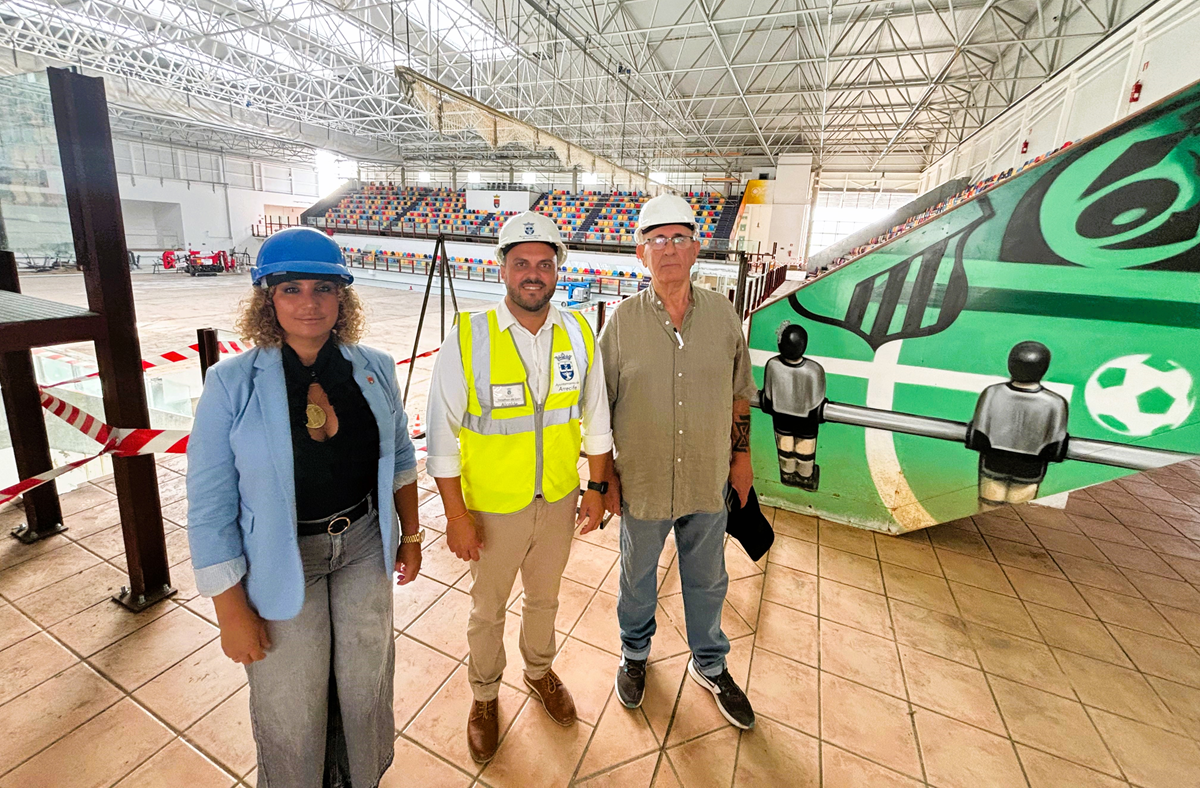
[1084,355,1195,437]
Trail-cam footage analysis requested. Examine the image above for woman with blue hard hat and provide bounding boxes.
[186,227,423,787]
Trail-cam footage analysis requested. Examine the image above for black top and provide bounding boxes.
[281,338,380,521]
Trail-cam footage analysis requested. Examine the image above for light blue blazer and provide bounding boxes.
[185,343,417,620]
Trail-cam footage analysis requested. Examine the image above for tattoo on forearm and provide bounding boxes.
[732,414,751,453]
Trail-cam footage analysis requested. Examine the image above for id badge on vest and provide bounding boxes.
[551,350,582,396]
[491,383,527,408]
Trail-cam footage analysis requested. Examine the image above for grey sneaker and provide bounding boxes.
[615,657,647,709]
[688,659,755,730]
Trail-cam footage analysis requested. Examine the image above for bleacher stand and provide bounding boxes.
[820,139,1078,274]
[323,183,421,229]
[582,190,727,246]
[535,190,608,239]
[398,188,494,235]
[480,210,521,236]
[585,191,642,244]
[338,244,651,295]
[686,192,725,244]
[319,183,741,247]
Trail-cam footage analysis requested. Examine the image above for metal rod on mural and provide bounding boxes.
[753,397,1194,472]
[1060,439,1190,471]
[821,402,968,443]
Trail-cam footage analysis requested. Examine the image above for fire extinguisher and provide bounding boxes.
[1130,80,1142,103]
[1020,140,1029,154]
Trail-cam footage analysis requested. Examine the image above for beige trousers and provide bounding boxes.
[467,492,578,701]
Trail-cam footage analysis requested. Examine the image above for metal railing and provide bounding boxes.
[252,216,306,236]
[344,251,650,298]
[736,263,791,319]
[300,215,740,254]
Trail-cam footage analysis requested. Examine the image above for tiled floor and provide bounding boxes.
[3,457,1200,787]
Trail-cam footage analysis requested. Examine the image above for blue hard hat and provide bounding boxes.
[252,227,354,286]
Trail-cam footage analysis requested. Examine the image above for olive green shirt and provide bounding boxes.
[600,284,755,521]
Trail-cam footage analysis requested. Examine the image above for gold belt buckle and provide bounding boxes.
[327,516,351,535]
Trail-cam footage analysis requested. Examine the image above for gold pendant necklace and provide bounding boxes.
[305,403,327,429]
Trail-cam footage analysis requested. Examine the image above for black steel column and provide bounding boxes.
[0,251,66,543]
[732,252,750,319]
[196,327,220,382]
[49,67,174,611]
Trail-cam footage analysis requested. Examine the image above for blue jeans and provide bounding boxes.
[618,505,730,677]
[246,505,395,788]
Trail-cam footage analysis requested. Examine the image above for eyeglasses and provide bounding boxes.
[644,235,696,251]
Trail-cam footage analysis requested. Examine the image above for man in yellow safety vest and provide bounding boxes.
[426,211,613,764]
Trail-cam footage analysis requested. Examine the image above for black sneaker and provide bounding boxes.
[688,659,755,730]
[615,657,647,709]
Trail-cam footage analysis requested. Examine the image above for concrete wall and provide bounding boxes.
[113,138,318,253]
[121,199,185,250]
[767,154,815,265]
[734,155,815,263]
[920,0,1200,191]
[117,174,314,253]
[464,190,536,212]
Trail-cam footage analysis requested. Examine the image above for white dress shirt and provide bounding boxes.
[426,299,613,478]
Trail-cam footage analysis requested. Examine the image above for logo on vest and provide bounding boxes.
[552,350,580,395]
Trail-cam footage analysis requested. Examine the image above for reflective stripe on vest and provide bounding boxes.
[457,308,595,514]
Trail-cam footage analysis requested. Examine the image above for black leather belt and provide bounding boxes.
[297,494,372,537]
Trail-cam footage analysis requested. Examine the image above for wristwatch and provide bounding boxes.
[400,528,426,545]
[586,480,609,494]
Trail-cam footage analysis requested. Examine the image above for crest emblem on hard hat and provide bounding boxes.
[524,223,535,235]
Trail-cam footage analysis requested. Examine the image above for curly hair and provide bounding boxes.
[235,283,368,347]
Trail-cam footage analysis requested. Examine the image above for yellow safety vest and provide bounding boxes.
[458,308,595,514]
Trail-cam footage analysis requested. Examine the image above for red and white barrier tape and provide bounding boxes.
[39,340,248,389]
[6,337,432,505]
[141,340,246,370]
[0,391,190,505]
[38,389,190,457]
[398,347,439,365]
[41,338,429,381]
[39,389,114,445]
[0,450,109,506]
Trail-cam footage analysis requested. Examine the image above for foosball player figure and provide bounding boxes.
[966,341,1069,507]
[761,324,826,491]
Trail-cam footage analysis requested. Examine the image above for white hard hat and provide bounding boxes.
[635,194,696,243]
[497,211,567,265]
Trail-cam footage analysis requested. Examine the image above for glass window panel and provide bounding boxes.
[0,71,74,263]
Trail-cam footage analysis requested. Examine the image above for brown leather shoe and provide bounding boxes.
[524,668,577,726]
[467,699,499,764]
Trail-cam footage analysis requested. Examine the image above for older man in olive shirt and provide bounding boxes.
[599,194,756,730]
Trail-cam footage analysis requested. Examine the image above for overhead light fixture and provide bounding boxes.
[467,171,481,183]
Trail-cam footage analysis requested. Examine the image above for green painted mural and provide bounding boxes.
[748,78,1200,533]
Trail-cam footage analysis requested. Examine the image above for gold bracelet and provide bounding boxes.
[446,511,472,522]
